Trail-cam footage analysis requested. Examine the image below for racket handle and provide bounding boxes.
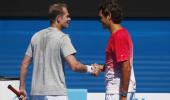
[8,85,22,98]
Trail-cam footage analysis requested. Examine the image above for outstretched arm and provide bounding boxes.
[65,54,101,76]
[65,54,87,72]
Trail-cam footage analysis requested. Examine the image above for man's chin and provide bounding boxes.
[63,25,69,29]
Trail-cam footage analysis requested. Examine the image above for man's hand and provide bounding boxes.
[19,86,27,100]
[91,64,104,76]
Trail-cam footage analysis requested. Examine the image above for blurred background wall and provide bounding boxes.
[0,0,170,98]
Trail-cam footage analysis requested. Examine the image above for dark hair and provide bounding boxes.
[99,0,123,24]
[48,3,67,23]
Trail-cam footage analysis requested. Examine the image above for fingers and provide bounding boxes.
[20,90,27,97]
[19,93,27,100]
[19,88,27,100]
[92,64,104,70]
[91,64,102,77]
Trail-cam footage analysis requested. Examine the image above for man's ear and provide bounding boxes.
[56,15,62,23]
[107,13,111,20]
[106,16,110,20]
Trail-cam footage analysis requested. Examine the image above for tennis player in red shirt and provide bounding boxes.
[96,1,136,100]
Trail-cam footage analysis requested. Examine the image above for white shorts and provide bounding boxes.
[105,92,135,100]
[30,95,68,100]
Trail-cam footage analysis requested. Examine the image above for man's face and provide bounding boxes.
[99,10,109,28]
[59,7,71,29]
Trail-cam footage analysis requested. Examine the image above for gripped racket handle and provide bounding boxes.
[8,84,24,100]
[8,85,21,97]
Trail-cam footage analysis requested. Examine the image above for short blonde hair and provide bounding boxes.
[48,3,67,23]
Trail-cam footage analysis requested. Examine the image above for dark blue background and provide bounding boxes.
[0,19,170,94]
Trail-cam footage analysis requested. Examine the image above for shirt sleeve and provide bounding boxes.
[25,42,33,58]
[61,35,76,58]
[114,33,130,62]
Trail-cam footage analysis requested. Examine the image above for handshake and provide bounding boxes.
[86,64,104,77]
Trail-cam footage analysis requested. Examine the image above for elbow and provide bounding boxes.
[122,65,131,73]
[121,61,131,72]
[127,65,131,72]
[123,65,131,73]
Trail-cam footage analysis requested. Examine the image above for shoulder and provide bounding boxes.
[115,28,130,40]
[57,30,69,38]
[32,28,47,38]
[60,34,71,42]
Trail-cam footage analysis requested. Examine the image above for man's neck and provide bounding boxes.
[110,23,122,34]
[51,23,62,31]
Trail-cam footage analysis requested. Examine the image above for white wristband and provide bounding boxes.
[86,65,93,73]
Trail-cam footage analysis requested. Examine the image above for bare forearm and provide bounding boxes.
[19,56,31,88]
[71,61,87,72]
[65,55,88,72]
[20,64,29,86]
[120,60,131,93]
